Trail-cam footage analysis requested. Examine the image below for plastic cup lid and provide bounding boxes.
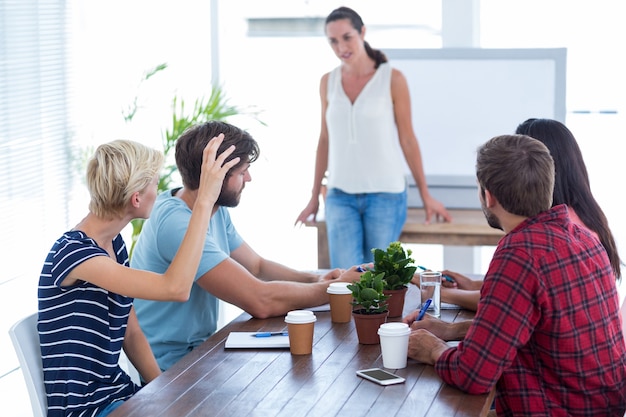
[285,310,317,324]
[378,322,410,336]
[326,282,352,294]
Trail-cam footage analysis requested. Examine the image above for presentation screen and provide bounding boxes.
[385,48,567,178]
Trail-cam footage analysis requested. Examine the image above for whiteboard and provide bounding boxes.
[384,48,567,178]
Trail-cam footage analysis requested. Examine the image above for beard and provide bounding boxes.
[216,185,243,208]
[482,203,503,231]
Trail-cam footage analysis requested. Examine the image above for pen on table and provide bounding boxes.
[415,298,432,322]
[252,331,289,337]
[417,265,454,283]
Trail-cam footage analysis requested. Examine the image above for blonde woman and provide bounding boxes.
[38,136,238,417]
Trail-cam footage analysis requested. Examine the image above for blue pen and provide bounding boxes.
[417,265,454,283]
[252,331,289,337]
[356,265,366,272]
[415,298,432,322]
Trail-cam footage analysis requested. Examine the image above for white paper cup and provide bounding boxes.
[285,310,317,355]
[327,282,353,323]
[378,322,411,369]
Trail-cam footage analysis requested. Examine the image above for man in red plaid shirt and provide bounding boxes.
[405,134,626,416]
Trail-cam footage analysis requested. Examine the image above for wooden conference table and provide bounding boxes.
[110,286,493,417]
[307,208,504,269]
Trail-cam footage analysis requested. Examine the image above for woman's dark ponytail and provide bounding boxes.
[326,7,387,68]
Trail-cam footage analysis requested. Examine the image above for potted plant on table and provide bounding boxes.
[348,271,389,344]
[371,241,417,318]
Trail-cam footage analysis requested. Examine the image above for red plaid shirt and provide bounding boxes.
[436,205,626,416]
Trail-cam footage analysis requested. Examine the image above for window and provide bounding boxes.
[0,0,72,283]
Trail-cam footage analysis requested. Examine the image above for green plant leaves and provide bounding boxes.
[371,241,417,290]
[124,64,264,258]
[360,288,379,301]
[348,271,389,314]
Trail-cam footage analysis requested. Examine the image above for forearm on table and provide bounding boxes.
[445,320,472,341]
[257,259,319,283]
[442,288,480,312]
[252,281,330,317]
[232,244,318,283]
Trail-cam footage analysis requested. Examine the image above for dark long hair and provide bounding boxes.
[325,6,387,69]
[516,118,621,279]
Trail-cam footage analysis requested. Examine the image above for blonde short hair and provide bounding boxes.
[86,140,164,218]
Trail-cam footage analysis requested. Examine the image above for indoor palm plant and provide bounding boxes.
[123,64,261,256]
[370,241,417,317]
[348,271,389,344]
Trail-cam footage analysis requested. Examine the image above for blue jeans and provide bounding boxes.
[325,188,407,269]
[96,400,124,417]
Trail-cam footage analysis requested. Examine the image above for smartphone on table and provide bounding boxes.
[356,368,405,386]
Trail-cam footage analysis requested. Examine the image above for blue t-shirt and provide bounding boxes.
[132,190,243,371]
[38,231,138,417]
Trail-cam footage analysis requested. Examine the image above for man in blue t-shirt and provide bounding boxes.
[132,121,357,371]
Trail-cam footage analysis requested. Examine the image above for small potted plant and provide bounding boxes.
[348,271,389,344]
[371,241,417,318]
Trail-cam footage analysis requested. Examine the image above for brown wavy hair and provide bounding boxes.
[175,121,259,190]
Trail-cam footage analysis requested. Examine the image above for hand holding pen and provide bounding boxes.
[402,299,432,328]
[415,298,432,322]
[402,298,433,326]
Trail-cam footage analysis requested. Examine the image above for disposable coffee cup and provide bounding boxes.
[284,310,317,355]
[327,282,353,323]
[378,322,411,369]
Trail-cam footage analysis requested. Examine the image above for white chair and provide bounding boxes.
[118,349,142,386]
[9,313,144,417]
[8,313,46,417]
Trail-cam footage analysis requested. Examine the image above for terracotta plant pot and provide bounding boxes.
[383,286,408,318]
[352,310,389,345]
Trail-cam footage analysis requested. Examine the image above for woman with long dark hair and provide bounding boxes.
[439,118,621,311]
[515,118,621,279]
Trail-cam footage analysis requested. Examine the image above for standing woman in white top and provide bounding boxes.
[295,6,451,269]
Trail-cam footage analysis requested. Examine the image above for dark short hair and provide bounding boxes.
[476,134,554,217]
[175,121,259,190]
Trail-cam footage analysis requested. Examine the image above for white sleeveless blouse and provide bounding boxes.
[325,62,406,193]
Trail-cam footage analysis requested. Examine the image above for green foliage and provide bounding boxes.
[124,63,262,257]
[122,63,168,123]
[371,241,417,290]
[158,90,242,191]
[347,271,389,314]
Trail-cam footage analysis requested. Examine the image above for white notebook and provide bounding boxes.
[225,332,290,349]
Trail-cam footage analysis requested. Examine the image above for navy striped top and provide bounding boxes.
[38,231,139,417]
